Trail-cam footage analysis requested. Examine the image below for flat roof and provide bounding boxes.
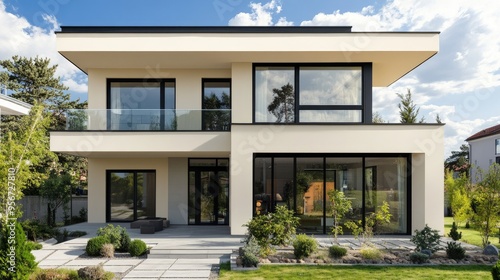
[57,26,353,34]
[0,94,32,115]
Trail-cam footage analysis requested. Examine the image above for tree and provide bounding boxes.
[445,144,470,176]
[327,190,352,241]
[0,55,87,194]
[267,83,294,123]
[397,89,424,123]
[372,112,385,123]
[435,114,442,124]
[0,104,55,220]
[202,92,230,130]
[39,172,72,226]
[444,170,472,226]
[472,164,500,247]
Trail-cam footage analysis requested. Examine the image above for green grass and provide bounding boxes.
[219,265,492,280]
[444,217,500,249]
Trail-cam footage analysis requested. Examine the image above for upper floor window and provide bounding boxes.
[496,139,500,155]
[202,79,231,131]
[107,79,175,130]
[254,64,365,123]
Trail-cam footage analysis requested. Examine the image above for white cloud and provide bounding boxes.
[0,0,87,95]
[228,0,292,26]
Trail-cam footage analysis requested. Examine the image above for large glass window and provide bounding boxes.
[108,79,175,130]
[253,154,409,234]
[255,67,295,123]
[107,170,156,222]
[254,65,367,124]
[202,79,231,131]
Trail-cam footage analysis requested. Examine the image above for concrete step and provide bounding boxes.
[149,248,236,259]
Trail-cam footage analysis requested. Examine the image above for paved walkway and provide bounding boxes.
[33,224,482,279]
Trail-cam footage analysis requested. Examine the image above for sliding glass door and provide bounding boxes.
[107,170,156,222]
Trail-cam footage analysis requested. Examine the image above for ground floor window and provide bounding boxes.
[106,170,156,222]
[253,154,410,234]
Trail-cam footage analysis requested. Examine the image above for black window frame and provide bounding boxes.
[252,153,411,235]
[106,78,176,130]
[201,78,232,131]
[106,169,156,222]
[252,63,372,124]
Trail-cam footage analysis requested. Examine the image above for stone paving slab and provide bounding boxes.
[47,249,84,259]
[38,265,59,269]
[125,269,165,278]
[103,265,133,273]
[174,258,219,264]
[161,270,211,278]
[134,263,173,270]
[169,263,213,270]
[38,259,70,266]
[32,249,55,261]
[59,265,86,270]
[123,278,160,280]
[66,259,106,266]
[105,259,143,266]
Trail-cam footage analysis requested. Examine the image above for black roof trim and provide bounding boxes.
[57,26,352,34]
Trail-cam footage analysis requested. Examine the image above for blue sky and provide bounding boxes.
[1,0,499,157]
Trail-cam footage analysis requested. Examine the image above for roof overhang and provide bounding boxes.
[0,95,32,115]
[56,26,439,87]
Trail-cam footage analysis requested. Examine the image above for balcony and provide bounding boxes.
[64,109,231,131]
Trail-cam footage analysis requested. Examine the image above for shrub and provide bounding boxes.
[329,245,347,258]
[31,268,78,280]
[96,224,130,252]
[445,241,465,260]
[128,239,147,257]
[409,252,430,264]
[244,205,299,256]
[27,241,43,251]
[100,243,115,258]
[410,225,441,253]
[69,231,87,238]
[86,236,110,256]
[78,264,114,280]
[21,219,58,241]
[360,246,382,260]
[0,222,37,279]
[492,260,500,280]
[448,222,462,241]
[293,234,318,259]
[241,237,260,267]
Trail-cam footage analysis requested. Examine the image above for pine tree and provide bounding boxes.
[267,83,295,123]
[397,89,424,123]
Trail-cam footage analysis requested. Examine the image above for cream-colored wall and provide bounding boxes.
[87,158,168,223]
[168,158,188,224]
[87,68,231,110]
[231,63,252,123]
[229,124,445,235]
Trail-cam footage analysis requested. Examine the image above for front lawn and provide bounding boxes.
[444,217,500,249]
[219,265,492,280]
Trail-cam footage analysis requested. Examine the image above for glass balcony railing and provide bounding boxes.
[65,109,231,131]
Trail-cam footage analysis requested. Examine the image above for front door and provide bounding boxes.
[188,159,229,225]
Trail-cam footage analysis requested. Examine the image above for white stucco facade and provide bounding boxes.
[50,26,444,235]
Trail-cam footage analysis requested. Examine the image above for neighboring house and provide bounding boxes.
[50,26,444,235]
[0,91,32,116]
[466,123,500,182]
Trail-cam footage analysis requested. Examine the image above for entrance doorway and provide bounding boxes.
[188,159,229,225]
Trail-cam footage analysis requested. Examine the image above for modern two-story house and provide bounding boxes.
[50,26,443,235]
[466,123,500,182]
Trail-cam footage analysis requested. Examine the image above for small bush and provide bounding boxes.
[27,241,43,251]
[492,260,500,280]
[21,219,58,241]
[86,236,110,256]
[360,246,382,260]
[409,252,430,264]
[97,224,130,251]
[31,268,79,280]
[241,237,260,267]
[329,245,347,258]
[78,264,114,280]
[448,222,462,241]
[410,225,441,254]
[0,222,37,278]
[446,241,465,260]
[100,243,115,258]
[128,239,147,257]
[293,234,318,259]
